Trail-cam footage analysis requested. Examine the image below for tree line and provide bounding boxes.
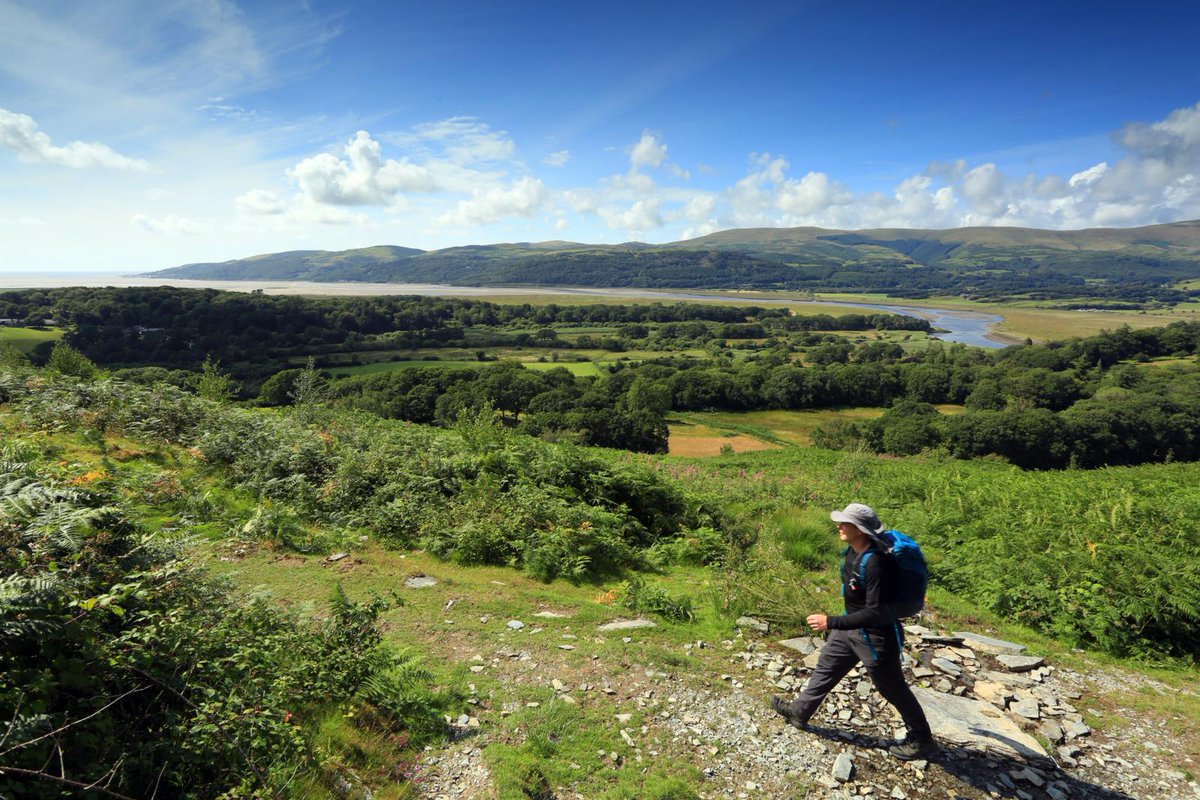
[1,286,925,378]
[317,321,1200,466]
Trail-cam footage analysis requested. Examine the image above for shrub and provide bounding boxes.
[620,577,695,623]
[0,447,455,798]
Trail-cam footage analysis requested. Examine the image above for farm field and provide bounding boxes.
[0,325,63,353]
[330,358,610,378]
[668,405,966,454]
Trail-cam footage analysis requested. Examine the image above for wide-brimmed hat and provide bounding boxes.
[830,503,885,537]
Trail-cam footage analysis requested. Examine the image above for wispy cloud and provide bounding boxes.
[130,213,209,235]
[0,108,148,170]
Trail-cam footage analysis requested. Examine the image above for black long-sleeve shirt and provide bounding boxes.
[826,545,896,632]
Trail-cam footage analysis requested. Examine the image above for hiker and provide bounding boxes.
[771,502,935,760]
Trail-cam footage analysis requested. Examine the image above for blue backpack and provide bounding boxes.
[860,529,928,619]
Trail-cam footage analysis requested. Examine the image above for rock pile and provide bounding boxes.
[743,621,1195,799]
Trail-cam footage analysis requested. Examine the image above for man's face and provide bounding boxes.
[836,521,859,543]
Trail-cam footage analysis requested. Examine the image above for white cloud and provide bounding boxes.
[289,130,436,206]
[0,215,48,226]
[776,171,853,217]
[563,189,599,214]
[666,163,691,180]
[553,218,569,231]
[236,189,286,215]
[130,213,208,235]
[0,108,148,170]
[440,176,548,225]
[395,117,515,165]
[629,131,667,169]
[542,150,570,167]
[599,199,663,234]
[1069,162,1108,187]
[604,170,658,196]
[684,193,717,221]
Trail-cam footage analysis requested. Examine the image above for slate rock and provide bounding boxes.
[920,633,964,645]
[598,618,657,632]
[973,680,1010,706]
[914,688,1049,762]
[403,576,438,588]
[1063,720,1091,739]
[832,752,855,782]
[931,658,962,677]
[534,610,570,618]
[984,669,1036,688]
[1039,720,1064,744]
[953,632,1027,655]
[506,620,525,630]
[736,616,769,633]
[778,636,818,655]
[1010,698,1040,720]
[997,654,1045,672]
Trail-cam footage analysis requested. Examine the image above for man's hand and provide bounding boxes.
[806,614,829,632]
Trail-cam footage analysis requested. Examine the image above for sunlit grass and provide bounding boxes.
[0,325,64,353]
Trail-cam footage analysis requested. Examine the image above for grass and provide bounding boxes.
[668,406,964,452]
[677,409,882,448]
[14,397,1200,796]
[327,357,608,378]
[0,325,64,353]
[666,420,778,457]
[331,360,487,376]
[991,306,1199,342]
[524,360,605,376]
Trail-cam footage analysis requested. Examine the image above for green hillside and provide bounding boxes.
[3,363,1198,798]
[144,220,1200,303]
[153,244,426,280]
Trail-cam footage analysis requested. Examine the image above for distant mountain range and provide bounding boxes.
[144,220,1200,301]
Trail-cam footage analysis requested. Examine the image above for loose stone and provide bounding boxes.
[832,752,855,783]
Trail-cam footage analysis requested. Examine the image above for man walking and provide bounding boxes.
[771,503,935,760]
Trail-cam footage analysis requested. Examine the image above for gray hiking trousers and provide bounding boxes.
[784,627,931,740]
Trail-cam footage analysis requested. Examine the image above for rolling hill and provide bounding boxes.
[143,220,1200,302]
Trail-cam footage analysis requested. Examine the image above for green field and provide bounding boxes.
[670,405,965,452]
[0,325,64,353]
[330,359,489,376]
[328,357,608,378]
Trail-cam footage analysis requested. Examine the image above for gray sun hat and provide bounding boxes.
[830,503,885,537]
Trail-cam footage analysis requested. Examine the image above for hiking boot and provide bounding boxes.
[888,735,936,760]
[770,696,810,731]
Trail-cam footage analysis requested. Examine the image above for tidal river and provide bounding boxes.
[0,274,1009,349]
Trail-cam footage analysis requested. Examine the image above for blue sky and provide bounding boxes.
[2,0,1199,272]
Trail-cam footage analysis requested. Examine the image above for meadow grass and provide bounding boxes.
[523,360,606,376]
[674,409,883,448]
[331,359,487,376]
[992,306,1198,342]
[0,325,64,353]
